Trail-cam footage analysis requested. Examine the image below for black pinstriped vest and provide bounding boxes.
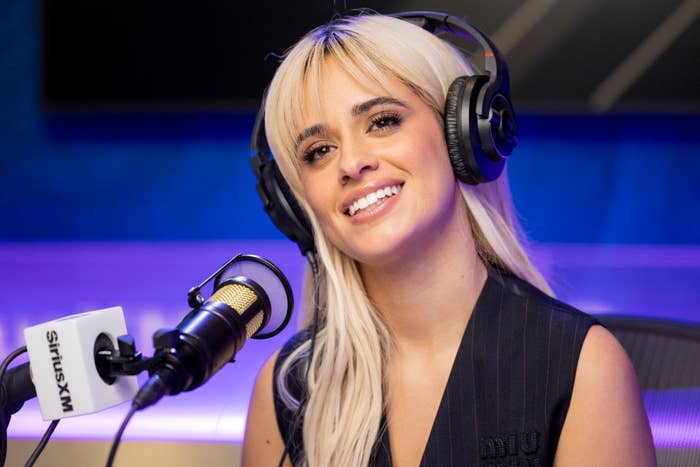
[273,267,598,466]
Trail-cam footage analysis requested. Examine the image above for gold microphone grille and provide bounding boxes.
[210,283,264,339]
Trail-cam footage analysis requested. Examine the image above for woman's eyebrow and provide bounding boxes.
[352,97,408,116]
[295,124,327,149]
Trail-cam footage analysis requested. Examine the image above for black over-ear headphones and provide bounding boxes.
[250,11,518,257]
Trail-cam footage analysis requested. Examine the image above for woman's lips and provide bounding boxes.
[341,180,405,216]
[344,183,404,223]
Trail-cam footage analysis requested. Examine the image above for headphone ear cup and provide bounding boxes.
[476,88,518,164]
[252,155,316,255]
[444,75,509,184]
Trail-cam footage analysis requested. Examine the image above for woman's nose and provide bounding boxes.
[337,145,379,184]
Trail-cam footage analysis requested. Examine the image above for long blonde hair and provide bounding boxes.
[264,13,552,466]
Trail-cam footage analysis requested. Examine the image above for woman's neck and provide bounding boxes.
[359,201,487,353]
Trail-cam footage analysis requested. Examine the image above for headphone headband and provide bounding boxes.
[390,11,511,117]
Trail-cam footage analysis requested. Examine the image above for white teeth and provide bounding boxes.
[347,184,403,217]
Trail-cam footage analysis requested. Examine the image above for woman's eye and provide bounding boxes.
[301,144,334,165]
[368,112,402,132]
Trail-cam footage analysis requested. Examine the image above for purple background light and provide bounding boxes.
[2,241,699,445]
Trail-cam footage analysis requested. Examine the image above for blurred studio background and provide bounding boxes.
[1,0,699,465]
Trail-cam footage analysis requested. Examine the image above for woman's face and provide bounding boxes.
[295,59,462,267]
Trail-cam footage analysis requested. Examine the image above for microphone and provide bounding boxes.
[22,307,139,420]
[133,254,293,410]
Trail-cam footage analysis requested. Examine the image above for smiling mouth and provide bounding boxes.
[345,183,404,217]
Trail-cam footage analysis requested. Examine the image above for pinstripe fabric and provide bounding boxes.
[273,267,597,466]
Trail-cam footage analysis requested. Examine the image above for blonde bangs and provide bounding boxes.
[264,14,475,195]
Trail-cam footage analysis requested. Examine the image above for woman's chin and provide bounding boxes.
[344,231,426,270]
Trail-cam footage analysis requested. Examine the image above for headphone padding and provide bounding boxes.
[444,75,483,185]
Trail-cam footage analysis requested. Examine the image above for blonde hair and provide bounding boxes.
[264,13,552,466]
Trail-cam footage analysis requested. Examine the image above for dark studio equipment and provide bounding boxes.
[0,254,293,467]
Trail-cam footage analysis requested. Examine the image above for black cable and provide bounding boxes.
[278,252,322,467]
[0,346,28,467]
[104,404,137,467]
[0,411,6,467]
[0,347,28,393]
[24,419,59,467]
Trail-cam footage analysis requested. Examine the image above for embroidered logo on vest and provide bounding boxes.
[479,430,541,466]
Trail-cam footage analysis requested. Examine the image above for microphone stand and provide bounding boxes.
[0,335,161,466]
[1,362,36,465]
[1,362,36,422]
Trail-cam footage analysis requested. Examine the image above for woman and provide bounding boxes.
[243,12,655,467]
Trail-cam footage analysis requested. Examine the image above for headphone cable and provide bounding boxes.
[277,251,321,467]
[1,346,29,467]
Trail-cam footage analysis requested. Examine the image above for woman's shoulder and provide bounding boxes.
[242,329,311,467]
[242,347,288,466]
[491,267,598,328]
[270,328,313,466]
[554,318,656,465]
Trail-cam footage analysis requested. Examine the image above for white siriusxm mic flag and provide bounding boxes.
[23,306,138,420]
